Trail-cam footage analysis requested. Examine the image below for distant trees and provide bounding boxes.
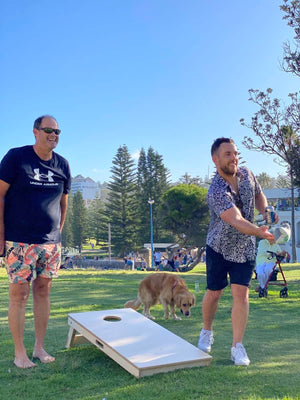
[101,145,173,256]
[71,191,88,252]
[105,145,138,257]
[136,147,171,245]
[61,146,172,256]
[177,173,209,187]
[161,184,209,248]
[276,174,292,188]
[87,196,107,245]
[61,194,73,248]
[252,172,293,189]
[255,172,276,189]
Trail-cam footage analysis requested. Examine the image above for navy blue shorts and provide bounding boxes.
[206,245,255,290]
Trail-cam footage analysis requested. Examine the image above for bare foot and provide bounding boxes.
[32,349,55,364]
[14,356,37,369]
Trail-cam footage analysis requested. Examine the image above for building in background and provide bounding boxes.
[71,175,100,204]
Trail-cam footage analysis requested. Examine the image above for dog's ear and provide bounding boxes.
[192,294,196,306]
[176,294,184,308]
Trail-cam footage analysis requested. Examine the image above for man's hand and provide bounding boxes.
[257,225,275,240]
[262,209,280,225]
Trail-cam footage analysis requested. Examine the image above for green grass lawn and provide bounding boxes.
[0,263,299,400]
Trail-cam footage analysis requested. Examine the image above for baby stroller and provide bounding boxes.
[259,251,288,298]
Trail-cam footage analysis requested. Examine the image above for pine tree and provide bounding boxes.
[136,147,171,245]
[61,193,73,248]
[72,191,88,252]
[87,196,107,246]
[105,145,137,256]
[136,148,150,246]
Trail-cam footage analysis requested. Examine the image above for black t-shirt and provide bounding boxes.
[0,145,71,244]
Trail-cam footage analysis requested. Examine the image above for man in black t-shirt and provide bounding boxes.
[0,115,71,369]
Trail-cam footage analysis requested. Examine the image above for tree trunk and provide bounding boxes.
[291,175,298,262]
[180,246,205,272]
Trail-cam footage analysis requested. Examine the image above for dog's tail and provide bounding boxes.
[124,296,142,310]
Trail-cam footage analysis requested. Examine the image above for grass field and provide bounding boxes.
[0,263,299,400]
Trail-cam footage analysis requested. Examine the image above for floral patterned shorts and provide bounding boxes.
[5,241,61,284]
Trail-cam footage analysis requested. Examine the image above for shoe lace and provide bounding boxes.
[236,344,247,359]
[202,331,214,344]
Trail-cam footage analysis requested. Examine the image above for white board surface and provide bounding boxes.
[67,308,211,377]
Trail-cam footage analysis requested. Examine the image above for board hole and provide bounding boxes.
[103,316,122,322]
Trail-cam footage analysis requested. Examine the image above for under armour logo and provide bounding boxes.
[33,168,54,182]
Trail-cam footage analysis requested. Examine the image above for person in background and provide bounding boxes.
[255,223,290,297]
[125,257,133,270]
[255,236,286,297]
[154,250,162,266]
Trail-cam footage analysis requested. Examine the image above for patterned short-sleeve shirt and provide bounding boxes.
[206,166,262,262]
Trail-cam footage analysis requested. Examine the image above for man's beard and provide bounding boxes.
[220,164,237,176]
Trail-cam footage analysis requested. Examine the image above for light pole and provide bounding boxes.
[148,198,155,268]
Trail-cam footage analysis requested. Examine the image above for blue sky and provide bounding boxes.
[1,0,298,183]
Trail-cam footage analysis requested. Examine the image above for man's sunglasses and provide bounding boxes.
[37,127,61,135]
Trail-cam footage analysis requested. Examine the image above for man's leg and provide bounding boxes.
[198,289,223,352]
[231,283,249,346]
[32,277,55,363]
[8,282,37,368]
[202,289,223,330]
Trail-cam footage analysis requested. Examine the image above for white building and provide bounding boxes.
[263,188,300,260]
[71,175,100,203]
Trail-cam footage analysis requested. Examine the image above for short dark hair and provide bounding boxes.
[211,137,235,156]
[33,115,57,129]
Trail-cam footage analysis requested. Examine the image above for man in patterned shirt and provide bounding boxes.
[197,137,277,366]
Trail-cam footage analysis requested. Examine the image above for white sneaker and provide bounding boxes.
[197,329,214,353]
[231,343,250,366]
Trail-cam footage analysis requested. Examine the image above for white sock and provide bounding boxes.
[202,328,212,334]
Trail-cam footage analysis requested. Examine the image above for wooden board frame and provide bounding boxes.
[66,308,211,378]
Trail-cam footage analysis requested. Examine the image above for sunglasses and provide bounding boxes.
[37,127,61,135]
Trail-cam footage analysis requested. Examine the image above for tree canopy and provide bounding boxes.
[72,191,88,251]
[281,0,300,76]
[105,145,137,256]
[240,1,300,262]
[240,90,300,180]
[161,184,209,247]
[136,147,171,245]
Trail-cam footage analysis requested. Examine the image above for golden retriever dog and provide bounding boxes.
[124,273,196,320]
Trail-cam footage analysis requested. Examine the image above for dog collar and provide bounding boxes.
[172,281,178,291]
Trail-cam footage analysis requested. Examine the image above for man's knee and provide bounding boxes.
[9,283,30,304]
[32,278,52,298]
[231,284,249,303]
[204,289,223,302]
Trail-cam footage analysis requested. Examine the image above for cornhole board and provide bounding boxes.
[66,308,211,378]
